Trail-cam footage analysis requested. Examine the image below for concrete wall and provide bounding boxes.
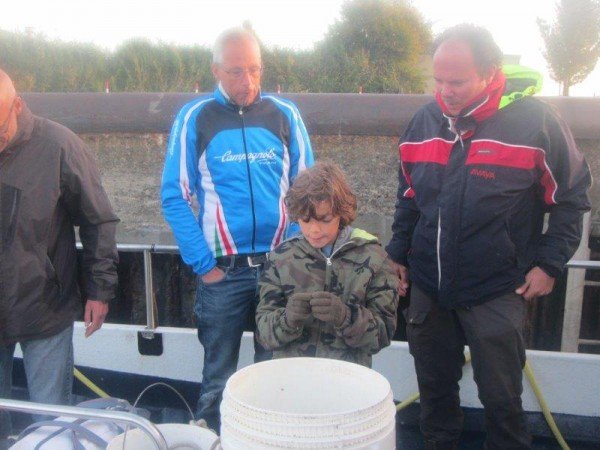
[83,134,600,245]
[21,92,600,139]
[19,92,598,238]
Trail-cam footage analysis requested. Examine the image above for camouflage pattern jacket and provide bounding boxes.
[256,227,399,367]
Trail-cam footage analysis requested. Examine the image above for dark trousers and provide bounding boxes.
[406,286,531,449]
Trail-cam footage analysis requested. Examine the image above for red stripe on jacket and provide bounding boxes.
[400,138,454,164]
[399,138,454,199]
[400,138,558,206]
[466,139,558,205]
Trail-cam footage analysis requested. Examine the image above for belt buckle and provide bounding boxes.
[247,255,262,268]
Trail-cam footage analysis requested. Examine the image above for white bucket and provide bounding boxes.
[107,423,220,450]
[220,357,396,449]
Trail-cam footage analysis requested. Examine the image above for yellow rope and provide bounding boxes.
[523,361,570,450]
[395,353,570,450]
[73,367,110,399]
[396,353,471,412]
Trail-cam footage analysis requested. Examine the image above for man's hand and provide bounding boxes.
[515,266,555,301]
[390,261,410,297]
[84,300,109,337]
[201,266,226,284]
[309,292,350,328]
[285,293,313,328]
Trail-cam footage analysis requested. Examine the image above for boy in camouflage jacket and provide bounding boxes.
[256,162,399,367]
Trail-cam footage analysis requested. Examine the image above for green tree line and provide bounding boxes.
[0,1,432,94]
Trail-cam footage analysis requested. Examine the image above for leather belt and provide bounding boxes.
[216,253,268,268]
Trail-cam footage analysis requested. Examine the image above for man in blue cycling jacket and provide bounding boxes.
[161,27,314,431]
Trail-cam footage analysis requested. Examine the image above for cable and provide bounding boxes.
[121,382,198,450]
[131,382,195,422]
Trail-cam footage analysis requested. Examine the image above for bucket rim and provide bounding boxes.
[222,357,393,419]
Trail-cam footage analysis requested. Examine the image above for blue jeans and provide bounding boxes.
[194,265,270,431]
[0,325,74,437]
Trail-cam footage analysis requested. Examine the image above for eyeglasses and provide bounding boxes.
[222,66,263,79]
[0,100,16,135]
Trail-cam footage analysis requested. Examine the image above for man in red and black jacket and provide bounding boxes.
[386,24,591,450]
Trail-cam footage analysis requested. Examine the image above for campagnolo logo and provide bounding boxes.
[218,148,277,164]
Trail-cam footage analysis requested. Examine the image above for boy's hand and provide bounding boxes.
[285,292,313,328]
[309,292,349,327]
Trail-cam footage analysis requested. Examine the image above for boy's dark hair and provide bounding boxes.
[286,161,357,227]
[432,23,502,75]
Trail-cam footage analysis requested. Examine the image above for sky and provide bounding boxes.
[1,0,598,96]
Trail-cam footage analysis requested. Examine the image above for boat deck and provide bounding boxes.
[1,412,597,450]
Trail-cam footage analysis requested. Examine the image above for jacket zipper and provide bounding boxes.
[451,133,471,296]
[437,209,442,289]
[436,132,461,292]
[323,241,352,290]
[239,107,257,253]
[319,240,352,355]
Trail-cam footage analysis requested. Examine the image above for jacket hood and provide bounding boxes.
[290,226,379,259]
[437,65,543,138]
[499,64,543,109]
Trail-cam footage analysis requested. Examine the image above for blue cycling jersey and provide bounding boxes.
[161,87,314,275]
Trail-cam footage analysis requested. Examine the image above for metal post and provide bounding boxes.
[0,399,169,450]
[561,212,591,352]
[143,249,157,332]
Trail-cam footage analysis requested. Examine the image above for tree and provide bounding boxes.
[315,0,431,93]
[261,47,316,93]
[111,39,212,92]
[0,29,106,92]
[538,0,600,96]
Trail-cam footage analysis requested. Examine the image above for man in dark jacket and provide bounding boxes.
[0,70,119,436]
[386,25,591,449]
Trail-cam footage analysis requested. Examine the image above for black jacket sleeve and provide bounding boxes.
[61,135,119,302]
[534,105,592,277]
[385,116,422,265]
[385,164,420,265]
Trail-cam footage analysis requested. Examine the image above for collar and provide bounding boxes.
[214,83,262,109]
[294,226,353,257]
[436,70,506,138]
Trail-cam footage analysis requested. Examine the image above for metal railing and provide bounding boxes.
[79,241,600,351]
[565,260,600,269]
[562,259,600,351]
[0,399,169,450]
[78,243,178,335]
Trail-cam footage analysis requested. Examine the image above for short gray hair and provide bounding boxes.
[213,27,261,64]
